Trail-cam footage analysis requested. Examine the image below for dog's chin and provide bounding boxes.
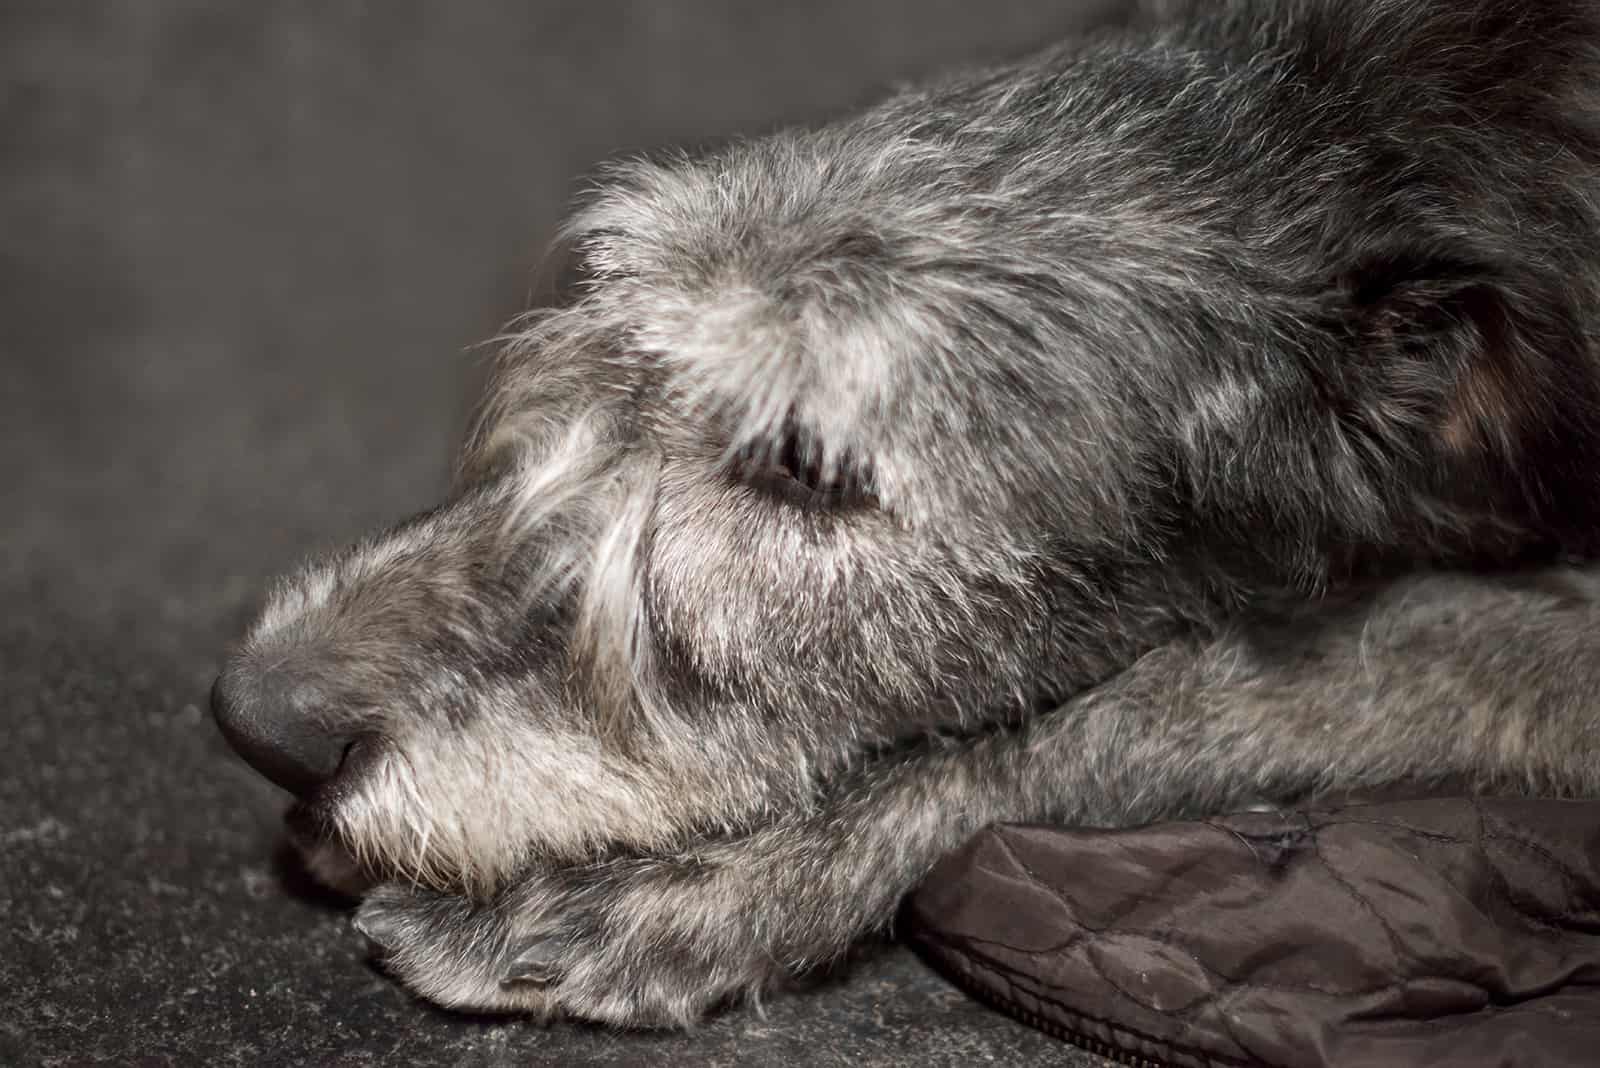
[285,811,376,897]
[278,735,390,897]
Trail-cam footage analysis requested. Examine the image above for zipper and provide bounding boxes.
[926,944,1278,1068]
[949,971,1176,1068]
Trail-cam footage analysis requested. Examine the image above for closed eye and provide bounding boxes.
[732,425,877,511]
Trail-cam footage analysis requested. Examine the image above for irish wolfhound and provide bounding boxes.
[214,0,1600,1027]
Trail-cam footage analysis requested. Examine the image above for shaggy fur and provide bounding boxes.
[215,0,1600,1027]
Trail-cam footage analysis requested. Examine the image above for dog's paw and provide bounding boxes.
[353,855,784,1028]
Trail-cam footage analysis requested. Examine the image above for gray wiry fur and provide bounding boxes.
[216,0,1600,1027]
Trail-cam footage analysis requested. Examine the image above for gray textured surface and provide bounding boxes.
[2,3,1129,1064]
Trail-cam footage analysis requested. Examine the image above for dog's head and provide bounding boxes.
[214,0,1600,894]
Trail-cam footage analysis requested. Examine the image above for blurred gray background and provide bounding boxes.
[2,3,1129,1063]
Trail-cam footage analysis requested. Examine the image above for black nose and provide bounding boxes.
[211,667,354,797]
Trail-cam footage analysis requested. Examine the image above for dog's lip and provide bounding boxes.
[285,735,383,839]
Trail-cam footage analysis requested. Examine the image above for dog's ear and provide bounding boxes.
[1328,252,1567,457]
[1179,248,1597,580]
[1325,250,1600,481]
[1313,247,1600,552]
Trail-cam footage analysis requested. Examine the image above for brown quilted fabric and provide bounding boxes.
[906,799,1600,1067]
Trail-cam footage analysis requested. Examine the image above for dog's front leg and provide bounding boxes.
[353,566,1600,1027]
[351,713,1114,1027]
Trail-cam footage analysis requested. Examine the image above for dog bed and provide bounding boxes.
[907,797,1600,1067]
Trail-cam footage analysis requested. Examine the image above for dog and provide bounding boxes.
[213,0,1600,1027]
